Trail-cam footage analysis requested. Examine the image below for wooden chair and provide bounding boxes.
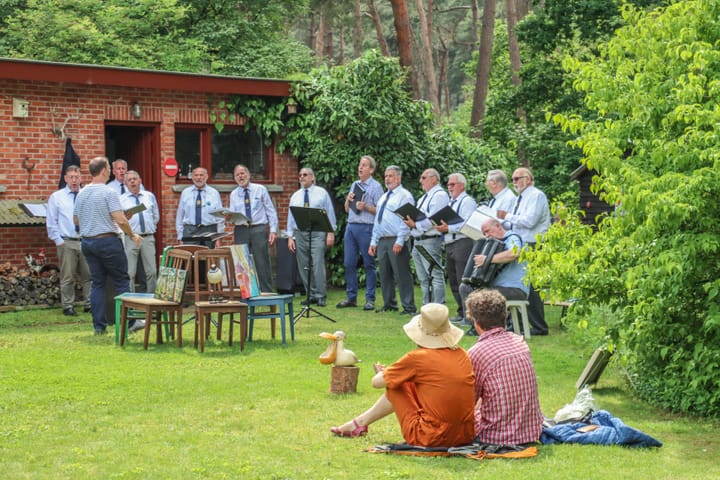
[192,247,248,353]
[119,248,193,349]
[245,293,295,346]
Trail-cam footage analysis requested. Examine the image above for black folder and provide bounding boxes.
[393,202,426,221]
[429,205,464,226]
[348,183,366,214]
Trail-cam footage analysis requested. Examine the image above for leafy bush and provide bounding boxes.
[530,1,720,417]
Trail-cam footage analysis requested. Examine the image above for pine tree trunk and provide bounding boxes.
[368,0,390,56]
[470,0,496,138]
[390,0,420,98]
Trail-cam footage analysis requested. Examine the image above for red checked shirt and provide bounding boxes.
[468,327,543,445]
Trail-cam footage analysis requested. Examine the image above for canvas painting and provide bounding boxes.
[230,244,260,299]
[154,266,188,303]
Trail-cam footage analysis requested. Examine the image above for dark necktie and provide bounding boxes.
[513,195,522,215]
[120,183,125,195]
[135,195,146,233]
[195,189,203,225]
[377,190,392,223]
[72,191,79,232]
[450,198,457,210]
[244,188,252,221]
[303,189,309,208]
[488,198,496,208]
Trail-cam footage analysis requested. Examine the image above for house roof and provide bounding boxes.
[0,200,46,226]
[0,57,292,97]
[570,165,589,181]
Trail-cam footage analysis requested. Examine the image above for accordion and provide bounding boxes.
[461,238,506,288]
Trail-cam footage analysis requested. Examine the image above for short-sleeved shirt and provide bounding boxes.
[383,347,476,447]
[74,183,122,237]
[468,327,543,445]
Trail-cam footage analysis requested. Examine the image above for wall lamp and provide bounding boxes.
[131,101,142,119]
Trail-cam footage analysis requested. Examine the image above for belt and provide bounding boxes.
[235,224,267,228]
[415,234,441,241]
[139,233,155,237]
[62,236,80,241]
[379,236,397,240]
[83,233,117,239]
[445,233,468,243]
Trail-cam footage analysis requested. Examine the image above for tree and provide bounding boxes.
[469,0,496,137]
[533,0,720,417]
[389,0,420,97]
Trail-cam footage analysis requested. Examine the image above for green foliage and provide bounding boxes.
[0,0,206,71]
[281,50,499,285]
[532,0,720,417]
[0,0,313,79]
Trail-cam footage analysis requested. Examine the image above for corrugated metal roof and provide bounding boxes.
[0,200,46,226]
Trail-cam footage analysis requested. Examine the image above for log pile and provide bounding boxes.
[0,262,60,306]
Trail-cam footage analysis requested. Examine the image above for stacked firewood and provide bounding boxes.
[0,262,60,306]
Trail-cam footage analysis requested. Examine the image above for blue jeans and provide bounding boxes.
[343,223,376,302]
[81,236,130,332]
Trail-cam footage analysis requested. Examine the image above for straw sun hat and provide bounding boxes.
[403,303,464,349]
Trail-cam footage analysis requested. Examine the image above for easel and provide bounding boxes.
[290,206,336,324]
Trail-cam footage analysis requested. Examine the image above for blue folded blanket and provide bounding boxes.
[541,410,662,447]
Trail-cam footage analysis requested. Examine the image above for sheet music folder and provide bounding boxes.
[393,202,426,221]
[181,231,231,242]
[348,183,366,214]
[429,205,464,226]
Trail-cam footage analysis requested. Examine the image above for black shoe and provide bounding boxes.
[301,298,318,306]
[83,306,91,313]
[336,299,357,308]
[450,315,464,323]
[363,302,375,311]
[63,307,78,316]
[400,310,416,316]
[94,328,107,336]
[530,329,549,336]
[376,306,398,313]
[466,326,478,336]
[316,298,327,307]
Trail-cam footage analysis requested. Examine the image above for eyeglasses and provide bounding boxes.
[447,182,457,186]
[299,173,311,177]
[420,176,427,180]
[512,176,528,182]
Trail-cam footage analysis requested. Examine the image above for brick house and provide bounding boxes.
[0,57,299,272]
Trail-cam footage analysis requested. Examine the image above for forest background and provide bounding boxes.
[2,0,718,419]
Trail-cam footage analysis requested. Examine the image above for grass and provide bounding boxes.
[1,289,719,479]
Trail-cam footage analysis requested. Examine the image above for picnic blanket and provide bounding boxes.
[367,442,538,460]
[541,410,662,447]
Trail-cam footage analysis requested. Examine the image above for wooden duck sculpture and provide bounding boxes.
[319,331,360,367]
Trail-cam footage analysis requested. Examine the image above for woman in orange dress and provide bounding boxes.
[331,303,476,447]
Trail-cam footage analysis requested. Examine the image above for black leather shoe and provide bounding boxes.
[363,302,375,311]
[376,306,399,313]
[316,298,327,307]
[63,307,78,316]
[466,326,479,336]
[400,310,416,316]
[83,306,91,313]
[301,298,318,306]
[336,299,357,308]
[530,329,549,336]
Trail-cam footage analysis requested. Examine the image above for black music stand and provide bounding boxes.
[414,244,445,302]
[290,206,336,324]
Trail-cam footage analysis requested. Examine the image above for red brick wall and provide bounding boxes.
[0,79,298,270]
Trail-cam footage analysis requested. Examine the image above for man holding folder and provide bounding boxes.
[338,155,383,310]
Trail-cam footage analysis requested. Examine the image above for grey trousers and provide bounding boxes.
[294,230,328,300]
[446,237,473,317]
[234,224,273,293]
[57,240,90,309]
[124,235,157,293]
[412,236,445,305]
[376,238,416,312]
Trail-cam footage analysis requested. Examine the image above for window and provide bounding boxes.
[175,125,271,182]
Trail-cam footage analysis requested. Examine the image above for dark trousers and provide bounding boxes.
[376,238,415,313]
[343,223,376,302]
[81,236,130,332]
[445,237,473,317]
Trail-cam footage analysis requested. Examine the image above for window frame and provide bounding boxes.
[174,124,274,184]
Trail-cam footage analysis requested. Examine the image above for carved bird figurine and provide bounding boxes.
[25,248,47,276]
[319,331,360,367]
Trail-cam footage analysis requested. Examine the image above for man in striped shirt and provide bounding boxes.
[465,289,543,445]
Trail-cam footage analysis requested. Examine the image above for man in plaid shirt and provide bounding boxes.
[465,289,543,445]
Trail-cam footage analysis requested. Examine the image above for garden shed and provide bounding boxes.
[570,165,614,226]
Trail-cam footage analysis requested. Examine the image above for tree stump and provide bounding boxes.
[330,366,359,394]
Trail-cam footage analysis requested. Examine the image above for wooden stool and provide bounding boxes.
[507,300,531,340]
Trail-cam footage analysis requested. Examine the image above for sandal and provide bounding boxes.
[331,419,368,438]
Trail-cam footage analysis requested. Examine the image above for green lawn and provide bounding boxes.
[1,289,718,479]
